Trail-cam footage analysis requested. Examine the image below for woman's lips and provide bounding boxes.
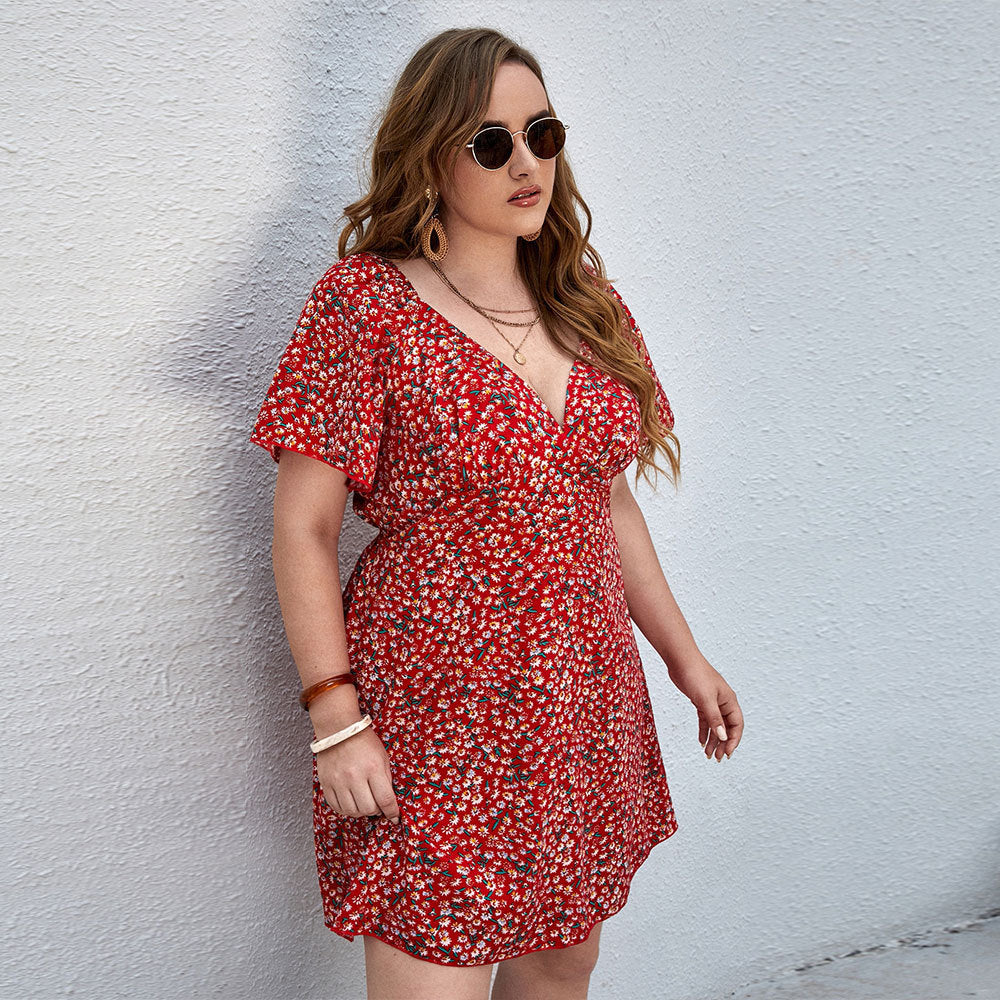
[508,191,541,207]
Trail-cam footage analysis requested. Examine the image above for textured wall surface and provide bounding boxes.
[2,1,998,998]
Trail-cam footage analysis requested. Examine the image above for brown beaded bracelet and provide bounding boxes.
[299,671,357,711]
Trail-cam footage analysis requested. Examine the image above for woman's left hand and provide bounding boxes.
[667,652,744,760]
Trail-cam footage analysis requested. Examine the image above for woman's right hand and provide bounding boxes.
[315,725,402,824]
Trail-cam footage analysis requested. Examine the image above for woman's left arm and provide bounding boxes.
[610,471,744,761]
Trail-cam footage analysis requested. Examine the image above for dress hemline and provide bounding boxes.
[320,815,679,968]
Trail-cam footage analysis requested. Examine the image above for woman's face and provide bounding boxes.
[438,61,555,241]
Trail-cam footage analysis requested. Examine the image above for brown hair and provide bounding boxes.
[337,27,680,490]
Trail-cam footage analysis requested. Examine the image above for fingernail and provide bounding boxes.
[716,725,727,740]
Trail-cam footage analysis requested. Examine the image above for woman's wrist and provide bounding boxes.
[665,646,713,681]
[307,680,364,736]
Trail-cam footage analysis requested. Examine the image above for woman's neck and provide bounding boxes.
[434,210,524,298]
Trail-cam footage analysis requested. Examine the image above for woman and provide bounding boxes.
[250,27,743,1000]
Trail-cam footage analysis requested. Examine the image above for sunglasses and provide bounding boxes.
[464,116,569,171]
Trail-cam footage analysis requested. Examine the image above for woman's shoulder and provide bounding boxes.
[581,261,625,304]
[298,252,407,359]
[579,262,635,329]
[311,251,409,308]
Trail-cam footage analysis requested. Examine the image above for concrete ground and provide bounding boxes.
[725,912,1000,1000]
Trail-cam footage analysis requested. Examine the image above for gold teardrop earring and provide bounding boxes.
[420,187,449,262]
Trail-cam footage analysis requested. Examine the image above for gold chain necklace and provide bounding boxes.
[427,260,540,365]
[428,260,539,327]
[487,313,537,365]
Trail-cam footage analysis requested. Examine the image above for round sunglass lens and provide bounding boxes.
[473,128,514,169]
[527,119,566,159]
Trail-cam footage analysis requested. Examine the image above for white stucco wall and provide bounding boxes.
[3,1,997,998]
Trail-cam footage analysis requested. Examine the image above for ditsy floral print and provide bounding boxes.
[250,251,678,966]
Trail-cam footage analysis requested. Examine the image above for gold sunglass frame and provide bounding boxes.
[463,117,570,171]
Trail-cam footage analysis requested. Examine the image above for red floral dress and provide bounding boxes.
[250,250,678,966]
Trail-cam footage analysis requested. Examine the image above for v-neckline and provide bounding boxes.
[376,254,584,435]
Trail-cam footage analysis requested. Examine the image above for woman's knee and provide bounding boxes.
[362,933,494,1000]
[532,942,600,982]
[498,922,603,984]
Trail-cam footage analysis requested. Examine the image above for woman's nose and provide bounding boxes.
[510,132,536,168]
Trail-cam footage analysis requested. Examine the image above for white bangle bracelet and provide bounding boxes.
[310,714,373,754]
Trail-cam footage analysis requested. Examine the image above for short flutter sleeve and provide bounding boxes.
[249,269,389,496]
[607,281,675,434]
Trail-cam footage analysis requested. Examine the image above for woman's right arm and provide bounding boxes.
[271,448,401,824]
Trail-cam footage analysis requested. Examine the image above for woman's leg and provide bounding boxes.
[489,921,604,1000]
[363,934,495,1000]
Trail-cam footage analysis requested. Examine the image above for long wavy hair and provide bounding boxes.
[337,27,680,490]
